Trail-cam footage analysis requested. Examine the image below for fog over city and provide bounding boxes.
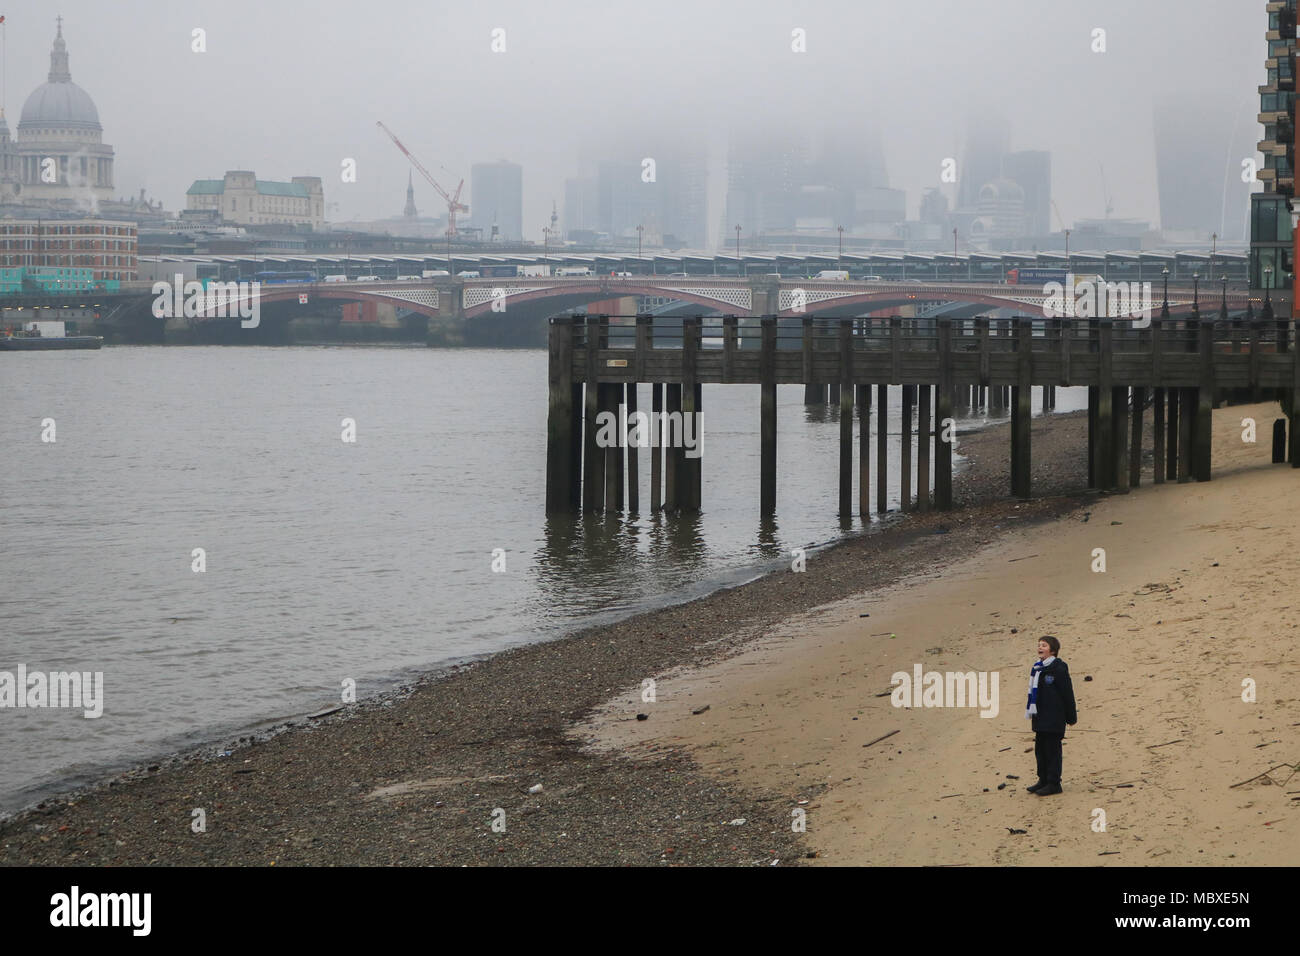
[0,0,1261,245]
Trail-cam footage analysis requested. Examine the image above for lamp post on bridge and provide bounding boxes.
[637,223,643,263]
[837,225,844,268]
[1064,228,1070,259]
[1210,232,1217,283]
[1161,266,1170,320]
[735,224,742,276]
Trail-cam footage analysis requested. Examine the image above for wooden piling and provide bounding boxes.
[1177,387,1193,483]
[1166,384,1179,480]
[651,383,663,511]
[876,383,889,514]
[626,383,640,513]
[602,383,621,511]
[665,383,681,510]
[760,318,777,515]
[1112,387,1129,493]
[1129,387,1145,488]
[582,317,605,513]
[1152,388,1166,484]
[545,316,577,514]
[1011,319,1032,499]
[917,385,931,512]
[1194,321,1213,482]
[901,384,914,511]
[1096,321,1113,490]
[681,318,701,511]
[1087,386,1097,488]
[936,319,954,510]
[1291,318,1300,468]
[839,321,854,517]
[858,384,870,517]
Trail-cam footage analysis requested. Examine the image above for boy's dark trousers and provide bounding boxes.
[1035,731,1063,785]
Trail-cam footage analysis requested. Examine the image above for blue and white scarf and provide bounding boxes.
[1025,656,1056,718]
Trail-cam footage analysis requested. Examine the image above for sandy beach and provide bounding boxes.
[3,401,1295,865]
[582,401,1300,865]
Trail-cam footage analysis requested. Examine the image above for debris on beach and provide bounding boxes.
[527,784,543,794]
[691,705,710,715]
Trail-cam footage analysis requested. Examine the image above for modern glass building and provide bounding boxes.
[1250,1,1296,308]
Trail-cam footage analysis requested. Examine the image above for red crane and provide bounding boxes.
[376,121,468,237]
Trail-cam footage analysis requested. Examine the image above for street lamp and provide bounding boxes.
[1209,232,1217,283]
[1161,266,1170,320]
[1064,228,1070,259]
[637,224,643,262]
[735,224,742,275]
[1192,272,1200,312]
[837,225,844,268]
[1265,265,1273,307]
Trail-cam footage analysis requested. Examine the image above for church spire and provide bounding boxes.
[403,170,418,218]
[49,15,71,83]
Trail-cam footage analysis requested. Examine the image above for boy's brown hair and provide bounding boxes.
[1041,635,1061,655]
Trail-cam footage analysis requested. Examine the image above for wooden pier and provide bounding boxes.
[546,312,1300,516]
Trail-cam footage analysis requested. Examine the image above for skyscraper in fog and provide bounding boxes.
[471,161,523,241]
[1154,93,1254,241]
[957,112,1010,213]
[1001,150,1052,237]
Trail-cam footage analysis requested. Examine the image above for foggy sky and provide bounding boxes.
[3,0,1265,246]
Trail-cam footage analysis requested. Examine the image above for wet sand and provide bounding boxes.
[582,401,1300,865]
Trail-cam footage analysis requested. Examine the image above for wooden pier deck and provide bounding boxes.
[546,313,1300,516]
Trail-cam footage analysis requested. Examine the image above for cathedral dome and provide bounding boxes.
[19,82,101,131]
[17,20,102,133]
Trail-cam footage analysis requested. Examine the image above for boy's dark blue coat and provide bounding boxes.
[1030,658,1078,733]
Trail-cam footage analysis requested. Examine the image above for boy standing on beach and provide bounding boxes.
[1025,635,1076,796]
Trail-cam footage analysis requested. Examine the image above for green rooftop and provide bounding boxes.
[186,179,310,198]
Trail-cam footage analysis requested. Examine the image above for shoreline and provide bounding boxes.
[2,407,1096,865]
[0,400,1014,820]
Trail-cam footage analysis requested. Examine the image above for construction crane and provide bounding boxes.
[376,121,468,237]
[1098,162,1114,219]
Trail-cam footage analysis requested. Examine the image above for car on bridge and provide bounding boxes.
[324,274,348,282]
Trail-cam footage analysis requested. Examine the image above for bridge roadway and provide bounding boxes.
[544,313,1300,519]
[200,274,1246,322]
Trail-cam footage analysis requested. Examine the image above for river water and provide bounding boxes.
[0,345,1084,813]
